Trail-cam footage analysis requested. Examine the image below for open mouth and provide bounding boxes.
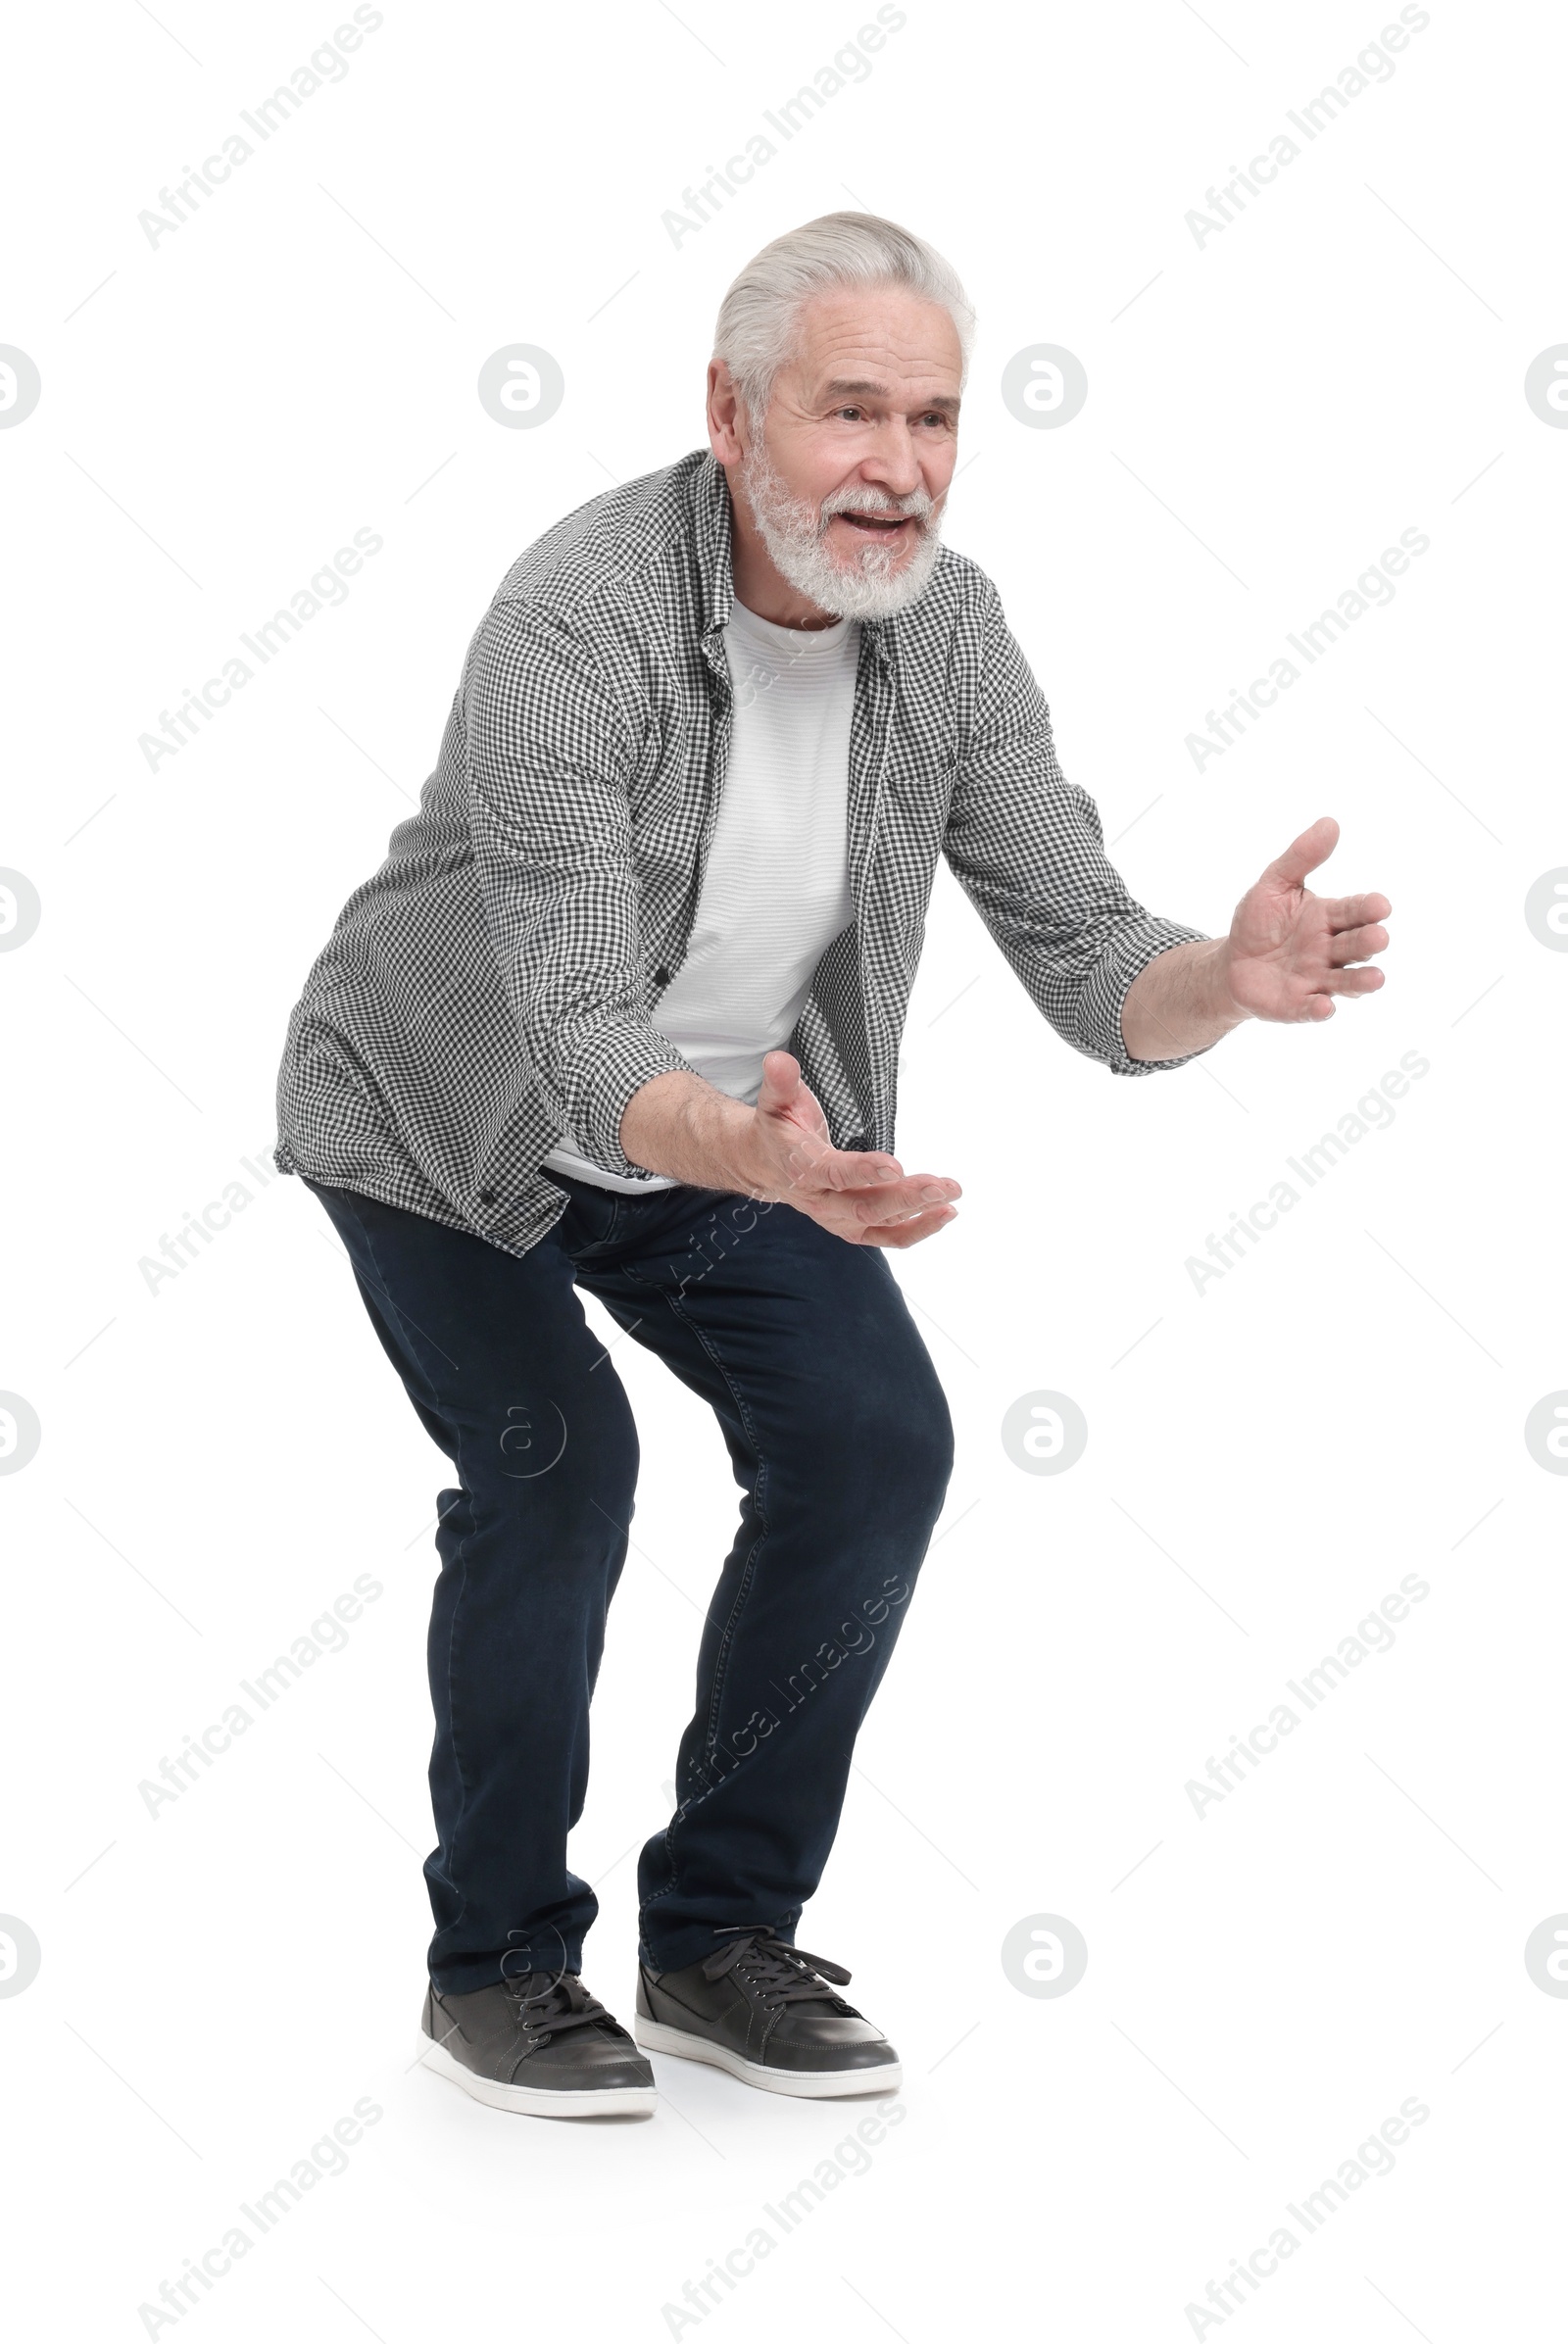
[834,511,915,536]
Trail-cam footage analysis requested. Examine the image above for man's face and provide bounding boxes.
[732,286,962,620]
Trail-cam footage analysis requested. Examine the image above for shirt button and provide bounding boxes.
[478,1189,497,1205]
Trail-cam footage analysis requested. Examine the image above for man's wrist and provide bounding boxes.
[1200,937,1250,1028]
[1121,936,1251,1062]
[619,1069,761,1193]
[690,1089,764,1195]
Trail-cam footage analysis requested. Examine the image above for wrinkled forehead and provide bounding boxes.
[781,288,963,408]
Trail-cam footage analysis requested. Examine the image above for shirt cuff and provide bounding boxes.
[1078,921,1217,1076]
[551,1015,700,1176]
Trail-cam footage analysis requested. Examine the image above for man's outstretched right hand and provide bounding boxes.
[618,1050,961,1249]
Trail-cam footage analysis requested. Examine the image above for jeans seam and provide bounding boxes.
[331,1189,475,1950]
[622,1271,771,1924]
[433,1458,476,1952]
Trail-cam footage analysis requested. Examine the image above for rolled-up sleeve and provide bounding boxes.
[942,580,1212,1075]
[466,598,697,1170]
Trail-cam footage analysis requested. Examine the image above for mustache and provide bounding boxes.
[817,482,937,533]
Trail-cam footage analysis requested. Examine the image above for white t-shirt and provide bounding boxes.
[542,599,859,1195]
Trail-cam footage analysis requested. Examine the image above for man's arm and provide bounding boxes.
[943,578,1210,1074]
[466,601,700,1176]
[945,584,1391,1070]
[1121,816,1391,1060]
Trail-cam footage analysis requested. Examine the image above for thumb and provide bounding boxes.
[757,1050,802,1112]
[1262,814,1339,892]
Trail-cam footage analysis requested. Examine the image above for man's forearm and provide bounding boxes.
[619,1069,761,1191]
[1121,939,1250,1062]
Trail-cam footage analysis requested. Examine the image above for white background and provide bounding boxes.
[3,0,1564,2336]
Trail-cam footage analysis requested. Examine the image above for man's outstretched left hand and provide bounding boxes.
[1222,814,1391,1023]
[1120,815,1391,1061]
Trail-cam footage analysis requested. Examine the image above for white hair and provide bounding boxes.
[712,211,975,424]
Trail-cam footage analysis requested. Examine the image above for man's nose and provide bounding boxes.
[859,426,927,499]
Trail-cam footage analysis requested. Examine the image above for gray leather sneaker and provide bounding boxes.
[635,1929,901,2098]
[420,1971,656,2117]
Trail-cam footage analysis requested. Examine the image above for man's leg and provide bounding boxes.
[573,1188,956,1978]
[303,1176,641,1992]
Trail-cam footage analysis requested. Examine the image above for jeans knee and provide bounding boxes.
[897,1374,956,1518]
[819,1367,954,1526]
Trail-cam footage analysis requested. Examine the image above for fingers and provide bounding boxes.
[756,1057,961,1246]
[1285,970,1382,1019]
[856,1203,958,1249]
[799,1172,961,1246]
[838,1173,962,1229]
[1314,965,1385,998]
[1323,891,1392,929]
[1261,963,1386,1023]
[803,1148,906,1194]
[1261,813,1340,891]
[1327,922,1390,967]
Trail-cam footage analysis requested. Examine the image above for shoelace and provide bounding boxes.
[503,1971,623,2042]
[701,1929,855,2011]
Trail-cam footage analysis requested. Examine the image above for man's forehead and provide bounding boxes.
[791,292,960,371]
[783,319,961,415]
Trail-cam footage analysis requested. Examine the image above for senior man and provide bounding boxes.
[273,212,1390,2120]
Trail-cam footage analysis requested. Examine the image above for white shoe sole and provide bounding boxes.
[417,2033,657,2118]
[635,2017,902,2098]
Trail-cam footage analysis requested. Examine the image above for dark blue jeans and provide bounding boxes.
[303,1171,955,1989]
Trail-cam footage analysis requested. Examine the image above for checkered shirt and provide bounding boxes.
[271,446,1207,1257]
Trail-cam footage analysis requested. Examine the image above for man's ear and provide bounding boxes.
[707,360,746,467]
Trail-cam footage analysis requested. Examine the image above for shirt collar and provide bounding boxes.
[691,446,897,674]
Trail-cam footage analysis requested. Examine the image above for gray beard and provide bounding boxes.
[736,436,945,622]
